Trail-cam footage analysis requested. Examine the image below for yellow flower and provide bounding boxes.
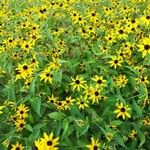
[138,37,150,58]
[89,87,101,104]
[41,132,59,150]
[16,104,29,119]
[15,63,33,80]
[11,141,24,150]
[70,76,86,91]
[128,130,137,140]
[114,102,131,120]
[15,119,26,132]
[64,96,75,110]
[40,67,53,83]
[86,137,100,150]
[108,56,123,69]
[76,96,89,109]
[91,75,107,88]
[21,40,34,52]
[0,106,5,114]
[136,76,149,85]
[48,94,58,104]
[115,75,128,88]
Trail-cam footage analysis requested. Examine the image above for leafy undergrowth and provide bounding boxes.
[0,0,150,150]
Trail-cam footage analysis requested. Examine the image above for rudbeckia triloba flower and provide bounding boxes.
[11,141,24,150]
[108,56,123,69]
[15,63,33,80]
[40,67,53,83]
[76,96,89,109]
[15,119,26,132]
[114,102,131,120]
[16,104,29,119]
[70,76,86,91]
[86,137,100,150]
[115,75,128,88]
[64,96,75,110]
[91,75,107,88]
[128,130,137,140]
[89,87,101,104]
[40,132,59,150]
[138,37,150,57]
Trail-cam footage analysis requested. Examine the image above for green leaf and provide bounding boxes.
[31,97,41,116]
[25,124,33,132]
[54,70,62,83]
[133,101,142,118]
[138,130,146,148]
[111,120,123,126]
[48,112,63,120]
[114,134,127,149]
[62,120,69,137]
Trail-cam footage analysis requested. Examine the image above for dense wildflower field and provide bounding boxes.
[0,0,150,149]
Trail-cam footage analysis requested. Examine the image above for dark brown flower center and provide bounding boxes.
[92,13,96,16]
[94,145,98,150]
[20,123,24,128]
[47,140,53,146]
[95,91,99,96]
[97,79,102,84]
[20,110,24,114]
[16,147,20,150]
[81,101,84,104]
[121,107,126,112]
[25,44,29,48]
[75,80,80,84]
[144,44,149,50]
[23,65,28,70]
[114,60,118,64]
[119,29,124,34]
[146,16,150,19]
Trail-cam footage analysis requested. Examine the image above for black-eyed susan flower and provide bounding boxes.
[86,137,100,150]
[11,141,24,150]
[136,76,149,85]
[76,96,89,109]
[143,117,150,126]
[91,75,107,88]
[128,130,137,140]
[114,102,131,120]
[64,96,75,110]
[89,87,101,103]
[21,40,34,52]
[138,37,150,57]
[70,76,86,91]
[48,94,58,104]
[16,104,29,119]
[15,63,33,80]
[115,74,128,88]
[41,132,59,150]
[108,56,123,69]
[40,67,53,84]
[15,119,26,132]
